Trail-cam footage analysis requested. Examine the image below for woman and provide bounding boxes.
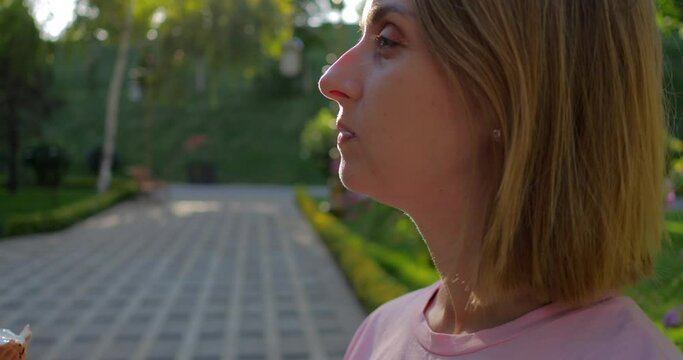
[319,0,682,358]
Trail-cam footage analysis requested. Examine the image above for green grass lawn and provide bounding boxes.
[0,187,95,222]
[0,176,138,237]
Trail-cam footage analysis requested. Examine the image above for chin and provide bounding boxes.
[339,164,404,211]
[338,160,368,194]
[338,168,359,193]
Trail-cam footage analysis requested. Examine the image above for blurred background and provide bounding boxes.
[0,0,362,195]
[4,0,683,198]
[2,0,683,352]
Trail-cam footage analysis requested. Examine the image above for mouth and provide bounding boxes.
[336,121,357,145]
[336,121,356,136]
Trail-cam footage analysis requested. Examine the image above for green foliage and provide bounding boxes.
[343,200,435,269]
[664,35,683,137]
[24,143,70,187]
[300,107,337,177]
[61,175,99,188]
[626,212,683,350]
[364,242,439,291]
[669,138,683,194]
[37,16,361,186]
[310,194,439,291]
[295,186,408,312]
[1,179,137,237]
[0,185,92,221]
[667,136,683,195]
[657,0,683,33]
[334,198,440,289]
[0,0,44,87]
[0,0,58,193]
[68,0,296,80]
[45,52,328,184]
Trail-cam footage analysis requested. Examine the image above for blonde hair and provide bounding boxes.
[414,0,668,305]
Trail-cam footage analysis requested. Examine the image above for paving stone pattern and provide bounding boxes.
[0,185,365,360]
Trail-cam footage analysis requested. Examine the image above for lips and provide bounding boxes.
[336,121,356,136]
[336,121,357,145]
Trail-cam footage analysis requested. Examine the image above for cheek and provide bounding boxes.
[366,113,463,188]
[372,75,462,154]
[355,59,477,185]
[401,103,475,180]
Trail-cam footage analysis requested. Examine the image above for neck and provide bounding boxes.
[407,194,547,335]
[426,278,548,334]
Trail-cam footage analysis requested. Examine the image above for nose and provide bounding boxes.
[318,47,362,103]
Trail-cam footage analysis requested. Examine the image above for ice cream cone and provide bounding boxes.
[0,325,31,360]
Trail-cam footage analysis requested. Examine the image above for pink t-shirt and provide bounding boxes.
[345,281,682,359]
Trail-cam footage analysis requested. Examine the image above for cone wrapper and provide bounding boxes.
[0,325,31,360]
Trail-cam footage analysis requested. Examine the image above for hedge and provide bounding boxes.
[295,186,409,312]
[364,242,439,291]
[61,175,99,189]
[2,180,138,237]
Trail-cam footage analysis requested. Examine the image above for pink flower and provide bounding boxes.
[184,135,207,152]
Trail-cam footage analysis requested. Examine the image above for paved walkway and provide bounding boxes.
[0,185,365,360]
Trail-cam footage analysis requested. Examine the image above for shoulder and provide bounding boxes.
[537,296,682,359]
[604,297,681,359]
[366,282,437,326]
[343,282,439,359]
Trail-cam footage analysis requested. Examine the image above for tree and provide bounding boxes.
[96,0,133,193]
[68,0,297,93]
[657,0,683,32]
[65,0,300,191]
[0,0,51,194]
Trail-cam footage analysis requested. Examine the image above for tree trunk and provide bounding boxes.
[195,55,207,94]
[6,98,18,194]
[143,97,153,169]
[97,0,133,194]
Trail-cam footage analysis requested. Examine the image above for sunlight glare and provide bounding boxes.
[27,0,77,40]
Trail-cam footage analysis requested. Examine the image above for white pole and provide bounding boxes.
[97,0,134,193]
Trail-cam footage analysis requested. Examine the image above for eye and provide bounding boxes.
[376,34,399,49]
[372,23,402,59]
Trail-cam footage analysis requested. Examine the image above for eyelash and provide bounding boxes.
[375,34,399,50]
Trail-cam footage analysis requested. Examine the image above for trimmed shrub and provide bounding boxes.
[2,180,137,237]
[62,176,97,189]
[24,143,70,187]
[295,186,408,312]
[343,199,435,269]
[365,242,439,291]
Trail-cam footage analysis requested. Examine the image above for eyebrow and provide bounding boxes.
[359,3,416,31]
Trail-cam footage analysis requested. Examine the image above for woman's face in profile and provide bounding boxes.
[319,0,489,210]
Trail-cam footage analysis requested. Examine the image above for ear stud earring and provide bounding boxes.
[492,129,502,141]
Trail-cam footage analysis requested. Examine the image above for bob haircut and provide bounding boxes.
[413,0,668,306]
